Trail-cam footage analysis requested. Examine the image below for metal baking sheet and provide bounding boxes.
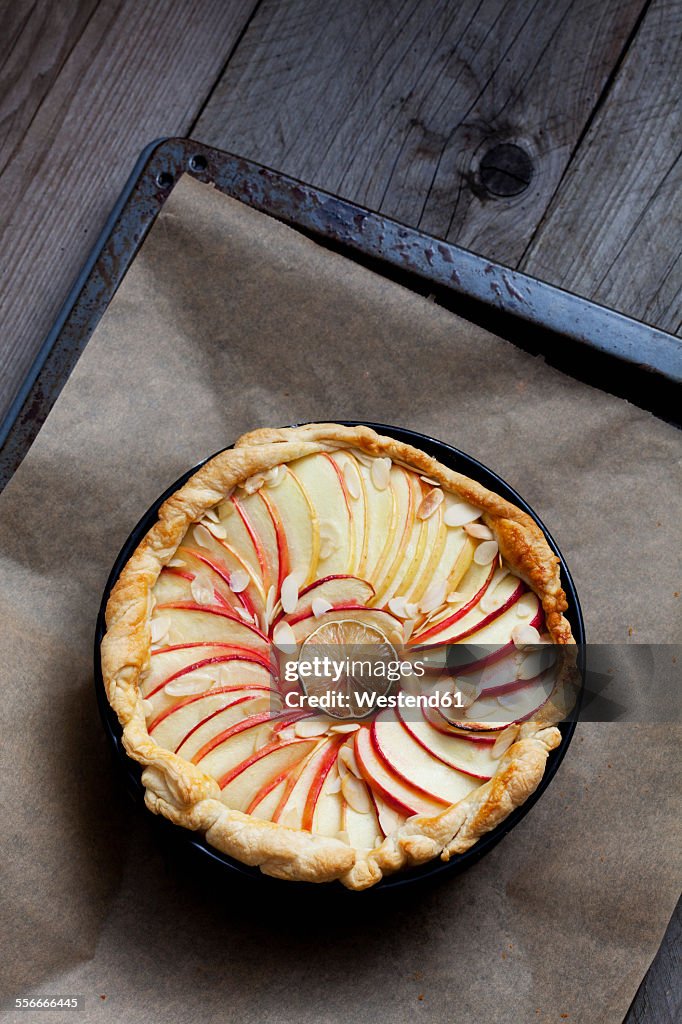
[1,136,680,491]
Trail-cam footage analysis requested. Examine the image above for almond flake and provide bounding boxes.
[168,557,186,568]
[264,585,276,628]
[312,596,333,617]
[164,675,211,697]
[326,773,342,794]
[342,774,371,813]
[264,465,286,488]
[193,524,213,548]
[141,698,154,715]
[388,596,408,618]
[203,508,220,523]
[281,571,302,614]
[279,806,302,829]
[492,724,519,758]
[295,718,329,738]
[236,606,254,623]
[329,723,361,734]
[420,579,448,614]
[277,725,296,742]
[204,520,227,539]
[447,591,464,603]
[343,462,361,499]
[272,620,297,651]
[455,679,479,710]
[443,501,481,527]
[511,623,541,649]
[419,475,439,486]
[464,523,494,540]
[417,487,444,520]
[516,593,539,618]
[339,743,362,779]
[150,616,171,644]
[190,576,214,605]
[242,474,265,494]
[371,457,392,490]
[402,618,417,641]
[228,569,250,593]
[473,540,499,565]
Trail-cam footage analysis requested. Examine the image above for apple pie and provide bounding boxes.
[101,423,576,889]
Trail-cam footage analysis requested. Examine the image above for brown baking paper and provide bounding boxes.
[1,174,680,1023]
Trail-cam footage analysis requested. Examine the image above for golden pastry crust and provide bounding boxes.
[101,423,576,889]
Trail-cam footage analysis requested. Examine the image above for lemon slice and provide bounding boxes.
[298,619,397,719]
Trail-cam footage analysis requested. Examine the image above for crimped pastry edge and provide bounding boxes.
[101,423,575,889]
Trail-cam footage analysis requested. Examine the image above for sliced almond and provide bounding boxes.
[464,522,494,540]
[190,576,214,605]
[329,723,361,734]
[511,623,541,649]
[228,569,250,593]
[402,618,417,641]
[312,596,333,617]
[515,593,539,618]
[443,501,480,527]
[168,557,186,568]
[343,462,361,499]
[326,772,342,794]
[280,571,302,614]
[371,456,392,490]
[492,724,520,758]
[419,475,439,486]
[204,520,227,539]
[164,675,211,697]
[279,806,302,829]
[203,508,220,524]
[342,774,372,813]
[388,596,408,618]
[277,725,296,742]
[417,487,444,520]
[294,718,329,738]
[242,473,265,494]
[339,743,362,779]
[447,591,464,604]
[150,616,171,644]
[272,620,297,651]
[264,585,276,628]
[420,578,448,614]
[141,698,154,716]
[473,540,499,565]
[264,465,286,488]
[193,523,213,548]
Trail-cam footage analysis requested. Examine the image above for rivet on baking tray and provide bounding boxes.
[189,154,208,173]
[156,171,175,189]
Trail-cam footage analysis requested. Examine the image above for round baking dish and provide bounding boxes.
[94,421,585,895]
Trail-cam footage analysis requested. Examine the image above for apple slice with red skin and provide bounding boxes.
[219,736,318,810]
[148,683,277,733]
[271,737,341,827]
[301,737,345,830]
[174,695,272,758]
[154,603,270,651]
[289,605,403,644]
[143,642,272,696]
[411,576,525,648]
[176,546,259,620]
[396,707,497,779]
[354,725,448,817]
[341,782,383,849]
[371,710,481,803]
[145,650,274,699]
[370,788,406,837]
[421,701,500,741]
[274,575,376,626]
[189,709,274,773]
[259,489,291,591]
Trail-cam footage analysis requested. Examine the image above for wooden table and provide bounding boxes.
[0,2,679,1020]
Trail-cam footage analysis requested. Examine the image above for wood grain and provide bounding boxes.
[194,0,645,265]
[626,898,681,1024]
[0,0,260,425]
[522,0,682,335]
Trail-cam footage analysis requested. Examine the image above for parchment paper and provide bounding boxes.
[0,174,680,1024]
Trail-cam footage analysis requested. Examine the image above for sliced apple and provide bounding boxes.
[372,710,480,804]
[412,578,528,648]
[288,605,403,644]
[220,736,317,810]
[260,466,319,585]
[175,546,258,620]
[312,767,345,836]
[371,466,415,602]
[182,521,266,618]
[176,695,272,760]
[341,777,383,850]
[276,575,376,626]
[397,708,497,779]
[370,789,406,837]
[142,642,272,697]
[410,560,497,644]
[355,456,396,580]
[151,688,277,750]
[189,710,274,778]
[153,603,270,651]
[327,451,369,576]
[230,493,278,593]
[288,453,353,576]
[421,701,500,740]
[271,737,336,828]
[354,725,448,817]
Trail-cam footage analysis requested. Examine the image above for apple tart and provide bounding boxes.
[101,423,576,889]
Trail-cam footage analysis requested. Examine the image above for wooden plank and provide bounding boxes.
[521,0,682,336]
[194,0,645,264]
[0,0,260,426]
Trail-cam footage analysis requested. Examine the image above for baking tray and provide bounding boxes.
[0,136,680,492]
[94,420,585,898]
